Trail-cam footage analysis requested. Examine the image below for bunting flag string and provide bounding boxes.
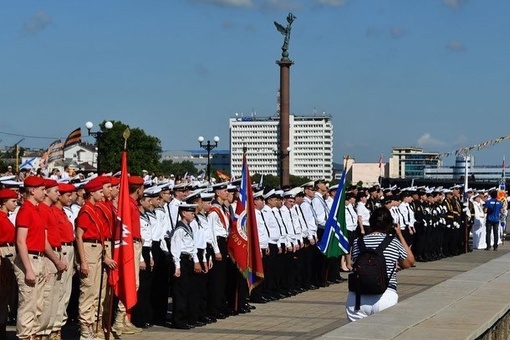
[425,133,510,161]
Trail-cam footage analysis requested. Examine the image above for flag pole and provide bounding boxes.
[105,128,131,340]
[234,145,248,314]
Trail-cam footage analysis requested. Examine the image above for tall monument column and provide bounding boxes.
[274,13,296,188]
[277,60,292,187]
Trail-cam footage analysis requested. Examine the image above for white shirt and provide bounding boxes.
[280,205,299,246]
[398,202,415,228]
[356,202,371,227]
[197,212,219,253]
[261,205,281,244]
[170,221,199,269]
[293,204,308,239]
[345,203,358,232]
[255,209,269,249]
[140,211,153,261]
[208,201,229,238]
[153,208,169,252]
[312,192,329,228]
[167,199,181,231]
[300,197,318,239]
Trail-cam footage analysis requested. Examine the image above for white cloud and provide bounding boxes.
[23,11,52,35]
[417,133,446,148]
[446,40,466,52]
[313,0,349,7]
[191,0,254,8]
[443,0,468,9]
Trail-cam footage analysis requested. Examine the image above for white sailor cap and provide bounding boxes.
[178,203,197,212]
[173,183,188,191]
[329,184,339,191]
[143,186,161,197]
[300,181,315,189]
[158,182,174,191]
[212,182,229,190]
[288,187,303,195]
[263,189,275,200]
[200,192,215,201]
[283,191,296,199]
[442,189,453,194]
[227,184,237,192]
[1,180,22,188]
[0,175,16,182]
[185,189,205,203]
[274,189,284,198]
[253,189,264,199]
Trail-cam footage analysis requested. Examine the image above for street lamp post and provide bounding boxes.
[198,135,219,182]
[85,121,113,174]
[273,146,292,188]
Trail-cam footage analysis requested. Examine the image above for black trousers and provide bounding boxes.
[132,246,153,327]
[207,236,227,316]
[172,255,197,326]
[150,241,169,323]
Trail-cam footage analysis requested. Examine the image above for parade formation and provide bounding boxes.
[0,154,508,340]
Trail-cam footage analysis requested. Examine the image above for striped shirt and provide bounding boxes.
[351,233,407,291]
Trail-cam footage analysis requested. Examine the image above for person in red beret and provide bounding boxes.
[51,183,76,336]
[0,189,18,338]
[13,176,47,339]
[94,176,126,336]
[36,180,68,339]
[75,177,106,339]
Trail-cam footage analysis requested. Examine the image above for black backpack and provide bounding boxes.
[348,235,394,310]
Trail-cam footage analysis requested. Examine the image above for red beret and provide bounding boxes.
[0,189,18,200]
[100,176,112,185]
[84,177,104,193]
[24,176,45,188]
[111,177,120,186]
[44,179,58,189]
[128,176,144,185]
[58,183,76,194]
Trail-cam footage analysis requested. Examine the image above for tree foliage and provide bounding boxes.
[159,160,198,178]
[96,120,162,174]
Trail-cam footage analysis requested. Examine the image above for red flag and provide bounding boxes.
[227,153,264,291]
[109,151,137,310]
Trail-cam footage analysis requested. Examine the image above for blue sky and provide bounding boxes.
[1,0,510,167]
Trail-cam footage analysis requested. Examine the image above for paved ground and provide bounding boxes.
[6,243,509,339]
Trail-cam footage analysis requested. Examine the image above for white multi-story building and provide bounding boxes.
[230,114,333,180]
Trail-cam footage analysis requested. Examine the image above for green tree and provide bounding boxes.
[289,175,312,187]
[96,120,162,174]
[251,173,279,188]
[158,159,198,178]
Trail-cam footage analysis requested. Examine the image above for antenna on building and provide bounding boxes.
[322,110,326,116]
[313,107,317,116]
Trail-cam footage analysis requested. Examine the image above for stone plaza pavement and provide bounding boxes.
[6,243,509,339]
